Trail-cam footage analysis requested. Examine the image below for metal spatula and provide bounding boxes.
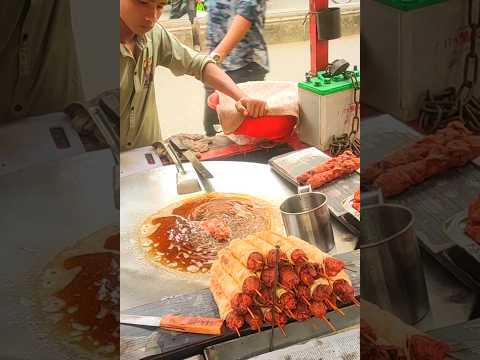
[153,142,201,194]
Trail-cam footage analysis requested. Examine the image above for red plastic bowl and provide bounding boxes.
[207,92,297,140]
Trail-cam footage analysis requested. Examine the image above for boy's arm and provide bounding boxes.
[202,63,267,118]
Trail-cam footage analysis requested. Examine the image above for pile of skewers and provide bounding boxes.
[297,150,360,190]
[364,121,480,197]
[209,231,358,336]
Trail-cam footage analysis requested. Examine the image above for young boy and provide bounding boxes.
[120,0,267,150]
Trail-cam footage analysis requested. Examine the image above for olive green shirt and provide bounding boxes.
[120,24,212,151]
[0,0,84,122]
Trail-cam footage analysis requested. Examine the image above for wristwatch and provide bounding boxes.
[209,52,223,65]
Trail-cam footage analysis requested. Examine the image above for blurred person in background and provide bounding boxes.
[203,0,269,136]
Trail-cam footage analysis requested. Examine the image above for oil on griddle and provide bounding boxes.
[139,193,283,275]
[35,226,120,359]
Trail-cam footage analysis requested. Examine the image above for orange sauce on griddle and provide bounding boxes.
[53,234,119,356]
[144,196,271,274]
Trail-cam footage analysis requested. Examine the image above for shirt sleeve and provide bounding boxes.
[236,0,262,24]
[153,24,213,81]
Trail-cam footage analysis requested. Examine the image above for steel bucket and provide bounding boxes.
[360,203,430,324]
[280,186,335,252]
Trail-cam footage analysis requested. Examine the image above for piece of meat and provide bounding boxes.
[254,286,273,307]
[264,309,288,328]
[279,292,297,310]
[292,303,311,321]
[230,293,253,315]
[200,219,231,242]
[309,301,327,319]
[296,284,312,304]
[261,268,275,288]
[290,248,308,264]
[332,279,356,304]
[242,276,261,296]
[312,284,333,302]
[352,190,360,212]
[408,335,451,360]
[246,252,264,272]
[225,311,244,332]
[324,257,345,277]
[244,307,264,331]
[297,262,318,286]
[279,267,300,290]
[265,249,289,268]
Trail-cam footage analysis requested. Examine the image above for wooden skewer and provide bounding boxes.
[235,326,241,337]
[247,306,255,319]
[325,299,345,316]
[286,309,295,318]
[321,316,336,332]
[253,288,263,299]
[351,297,360,306]
[279,326,287,337]
[301,296,311,306]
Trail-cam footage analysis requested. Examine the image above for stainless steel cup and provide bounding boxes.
[361,203,430,324]
[280,187,335,252]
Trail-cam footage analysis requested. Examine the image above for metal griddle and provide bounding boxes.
[120,161,359,312]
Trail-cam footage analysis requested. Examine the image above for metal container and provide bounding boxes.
[280,188,335,252]
[360,204,430,324]
[316,7,341,41]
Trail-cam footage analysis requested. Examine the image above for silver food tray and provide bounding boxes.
[269,148,360,218]
[444,210,480,263]
[342,194,360,221]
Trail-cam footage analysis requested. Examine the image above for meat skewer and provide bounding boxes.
[291,302,311,322]
[218,249,261,296]
[276,288,297,311]
[211,262,256,317]
[333,279,360,306]
[296,284,312,306]
[210,276,244,335]
[244,307,264,333]
[309,301,336,332]
[262,308,288,337]
[296,262,319,287]
[279,266,300,290]
[229,237,265,272]
[257,231,309,265]
[311,282,345,316]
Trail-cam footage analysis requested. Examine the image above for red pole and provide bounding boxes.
[310,0,329,74]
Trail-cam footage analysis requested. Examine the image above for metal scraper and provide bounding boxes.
[182,150,213,179]
[152,142,202,195]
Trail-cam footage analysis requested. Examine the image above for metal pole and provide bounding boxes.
[310,0,329,74]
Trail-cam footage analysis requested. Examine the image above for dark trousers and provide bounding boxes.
[203,62,268,136]
[170,0,196,23]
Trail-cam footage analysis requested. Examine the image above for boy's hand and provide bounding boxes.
[235,97,268,118]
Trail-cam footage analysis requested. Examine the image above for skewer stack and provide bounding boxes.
[209,231,358,336]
